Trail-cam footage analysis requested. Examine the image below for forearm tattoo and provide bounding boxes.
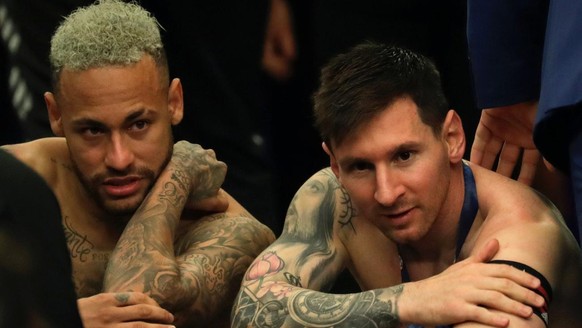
[103,147,271,324]
[233,284,402,328]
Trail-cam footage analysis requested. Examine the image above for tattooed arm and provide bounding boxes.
[232,168,404,327]
[232,168,547,328]
[102,141,275,326]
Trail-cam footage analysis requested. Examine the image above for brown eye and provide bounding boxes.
[130,120,149,131]
[398,152,411,161]
[353,161,372,171]
[83,126,104,136]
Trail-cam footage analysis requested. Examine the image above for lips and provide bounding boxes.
[381,207,414,227]
[102,176,142,197]
[384,207,412,218]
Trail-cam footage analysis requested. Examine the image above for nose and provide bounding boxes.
[373,167,404,206]
[104,132,134,171]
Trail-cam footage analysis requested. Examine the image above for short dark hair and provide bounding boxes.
[313,42,449,149]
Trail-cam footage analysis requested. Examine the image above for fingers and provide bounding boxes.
[78,292,175,327]
[496,144,540,185]
[112,303,175,325]
[471,238,500,263]
[117,292,162,307]
[485,264,543,306]
[455,262,544,315]
[471,120,503,170]
[496,143,520,177]
[185,188,229,213]
[458,305,510,328]
[470,121,489,166]
[516,149,540,186]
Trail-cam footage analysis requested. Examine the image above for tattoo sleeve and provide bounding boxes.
[102,143,274,326]
[232,168,404,328]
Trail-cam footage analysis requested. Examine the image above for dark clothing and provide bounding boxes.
[467,0,548,109]
[467,0,582,244]
[0,149,82,328]
[535,0,582,174]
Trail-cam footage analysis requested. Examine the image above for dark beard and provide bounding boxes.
[70,136,173,220]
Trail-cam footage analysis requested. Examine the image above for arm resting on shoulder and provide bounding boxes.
[231,169,544,328]
[102,141,274,326]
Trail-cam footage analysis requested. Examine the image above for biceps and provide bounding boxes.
[175,216,275,282]
[242,240,347,295]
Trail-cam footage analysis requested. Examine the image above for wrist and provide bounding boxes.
[393,283,414,324]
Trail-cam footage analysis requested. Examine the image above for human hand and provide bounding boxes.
[184,188,229,214]
[398,239,544,327]
[470,102,540,185]
[262,0,296,81]
[77,292,175,327]
[171,141,228,212]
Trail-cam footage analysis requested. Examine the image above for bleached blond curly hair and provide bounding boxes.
[49,0,168,90]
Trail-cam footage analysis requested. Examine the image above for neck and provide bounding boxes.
[400,162,466,265]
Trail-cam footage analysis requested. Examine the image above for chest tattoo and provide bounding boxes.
[63,215,94,263]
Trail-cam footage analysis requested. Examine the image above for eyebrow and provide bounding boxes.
[337,141,421,167]
[70,108,153,127]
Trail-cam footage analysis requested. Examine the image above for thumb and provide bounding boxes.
[472,238,500,263]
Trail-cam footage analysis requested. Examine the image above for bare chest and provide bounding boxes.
[342,223,402,290]
[61,214,119,297]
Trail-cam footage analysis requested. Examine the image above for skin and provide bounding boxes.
[2,55,275,327]
[470,102,575,230]
[470,102,540,186]
[232,96,582,327]
[262,0,296,81]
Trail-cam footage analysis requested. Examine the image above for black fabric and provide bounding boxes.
[0,149,82,328]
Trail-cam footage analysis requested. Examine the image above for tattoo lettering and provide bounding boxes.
[63,216,93,262]
[159,180,186,211]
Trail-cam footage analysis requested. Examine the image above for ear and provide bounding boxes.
[45,92,64,136]
[322,142,340,178]
[442,109,465,164]
[168,78,184,125]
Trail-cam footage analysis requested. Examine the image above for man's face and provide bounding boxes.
[48,56,182,218]
[329,97,453,245]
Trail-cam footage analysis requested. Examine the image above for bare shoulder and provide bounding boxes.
[470,162,569,228]
[468,163,581,299]
[467,163,582,325]
[280,167,347,240]
[1,137,69,185]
